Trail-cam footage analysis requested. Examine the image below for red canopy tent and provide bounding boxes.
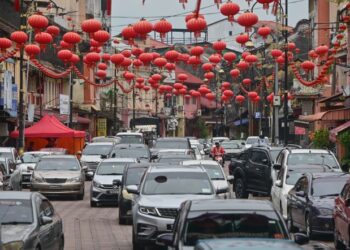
[11,115,85,154]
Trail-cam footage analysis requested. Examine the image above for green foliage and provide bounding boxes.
[195,117,209,139]
[313,129,330,149]
[340,130,350,161]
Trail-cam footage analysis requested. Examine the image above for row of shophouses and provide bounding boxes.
[0,0,349,161]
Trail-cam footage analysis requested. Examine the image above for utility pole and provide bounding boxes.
[113,81,117,134]
[283,0,289,145]
[331,10,340,95]
[18,0,26,152]
[132,85,136,128]
[68,72,73,128]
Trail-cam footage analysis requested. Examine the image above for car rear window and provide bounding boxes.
[36,158,80,171]
[0,199,33,224]
[82,144,113,155]
[154,140,188,149]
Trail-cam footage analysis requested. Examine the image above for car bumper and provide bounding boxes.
[119,198,132,219]
[134,211,175,245]
[310,215,334,234]
[91,186,119,204]
[31,182,83,195]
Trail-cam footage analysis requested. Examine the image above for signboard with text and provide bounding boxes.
[97,118,107,136]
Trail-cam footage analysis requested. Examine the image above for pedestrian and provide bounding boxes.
[76,151,82,161]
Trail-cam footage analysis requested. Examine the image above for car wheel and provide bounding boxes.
[305,215,313,239]
[59,236,64,250]
[90,200,97,207]
[234,178,248,199]
[77,189,84,200]
[119,208,127,225]
[287,209,298,233]
[132,230,144,250]
[334,229,345,250]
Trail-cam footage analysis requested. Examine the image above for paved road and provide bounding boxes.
[51,181,334,250]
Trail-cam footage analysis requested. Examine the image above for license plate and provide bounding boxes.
[50,185,61,189]
[107,189,118,194]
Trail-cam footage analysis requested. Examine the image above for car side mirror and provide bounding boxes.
[156,233,174,247]
[273,163,282,170]
[111,153,116,158]
[81,166,87,171]
[295,191,306,198]
[41,216,53,225]
[216,187,227,195]
[227,175,234,182]
[294,233,309,245]
[261,159,269,165]
[100,155,107,159]
[86,171,94,178]
[126,185,139,195]
[275,180,282,188]
[113,179,122,187]
[241,142,245,145]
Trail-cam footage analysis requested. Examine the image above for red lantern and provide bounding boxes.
[28,14,49,32]
[136,77,145,84]
[70,54,80,64]
[121,50,132,58]
[308,50,318,60]
[221,95,228,102]
[34,32,52,48]
[186,17,207,38]
[153,57,167,68]
[248,91,258,99]
[223,89,234,98]
[236,33,249,46]
[10,31,28,46]
[257,0,274,11]
[85,52,101,64]
[270,49,282,58]
[152,52,160,60]
[96,70,107,79]
[124,71,135,82]
[198,86,210,95]
[0,38,13,51]
[133,18,153,40]
[139,53,154,65]
[187,56,201,67]
[206,93,216,101]
[63,32,81,44]
[81,19,102,34]
[46,25,60,37]
[301,60,315,72]
[178,73,188,82]
[184,94,191,99]
[245,54,258,64]
[220,0,240,23]
[97,62,107,70]
[213,40,226,53]
[185,12,204,22]
[236,60,249,71]
[257,25,271,39]
[24,44,40,58]
[131,47,143,57]
[253,95,261,103]
[110,54,125,65]
[276,56,285,65]
[267,93,274,104]
[151,74,162,82]
[209,54,221,66]
[315,45,329,57]
[179,88,187,95]
[191,91,201,97]
[339,24,347,32]
[235,95,245,104]
[222,82,231,89]
[190,46,204,58]
[223,52,236,64]
[143,86,151,92]
[57,49,73,62]
[153,18,172,41]
[204,72,215,80]
[242,78,252,85]
[93,30,110,43]
[165,50,179,62]
[102,53,110,61]
[121,25,137,44]
[287,42,296,51]
[202,63,213,72]
[165,63,175,72]
[230,69,240,78]
[237,11,259,33]
[174,83,183,89]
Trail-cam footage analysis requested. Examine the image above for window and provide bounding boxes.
[251,150,268,164]
[295,177,308,193]
[276,167,285,181]
[275,151,285,165]
[192,97,196,105]
[229,31,233,36]
[185,97,190,105]
[40,200,54,217]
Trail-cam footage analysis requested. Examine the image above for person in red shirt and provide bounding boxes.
[211,142,225,159]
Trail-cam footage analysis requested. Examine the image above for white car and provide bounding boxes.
[181,160,233,198]
[244,136,269,149]
[271,148,341,219]
[116,132,144,144]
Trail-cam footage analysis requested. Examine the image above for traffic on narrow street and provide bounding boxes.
[0,0,349,249]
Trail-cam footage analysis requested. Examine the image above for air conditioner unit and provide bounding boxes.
[197,109,202,116]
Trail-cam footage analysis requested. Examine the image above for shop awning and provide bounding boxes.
[298,112,327,122]
[329,120,350,142]
[298,108,350,122]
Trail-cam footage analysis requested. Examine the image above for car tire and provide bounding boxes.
[305,214,313,239]
[59,236,64,250]
[334,229,345,250]
[234,178,248,199]
[119,209,127,225]
[132,230,144,250]
[77,189,84,200]
[287,210,298,233]
[90,200,97,207]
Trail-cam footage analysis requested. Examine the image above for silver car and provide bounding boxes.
[128,165,226,249]
[90,158,137,207]
[0,157,22,191]
[0,191,64,250]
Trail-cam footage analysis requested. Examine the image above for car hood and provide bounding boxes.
[212,180,229,190]
[1,224,35,243]
[81,155,103,162]
[35,171,81,179]
[93,174,123,184]
[17,163,36,172]
[311,196,336,209]
[139,194,215,208]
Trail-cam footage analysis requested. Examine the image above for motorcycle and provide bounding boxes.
[214,155,224,167]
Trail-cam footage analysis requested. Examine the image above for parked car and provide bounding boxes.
[181,160,233,198]
[129,165,225,249]
[0,191,64,250]
[118,163,150,225]
[229,145,284,198]
[116,132,144,144]
[0,157,22,191]
[30,155,86,200]
[90,158,137,207]
[80,142,115,178]
[272,164,332,221]
[156,199,309,250]
[221,140,244,161]
[17,151,52,187]
[244,136,269,149]
[288,172,349,238]
[0,147,19,162]
[109,144,150,162]
[334,176,350,249]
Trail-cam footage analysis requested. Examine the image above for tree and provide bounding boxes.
[340,130,350,167]
[313,129,330,149]
[195,117,209,139]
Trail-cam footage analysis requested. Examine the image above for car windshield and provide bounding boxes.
[312,178,348,197]
[142,172,213,195]
[287,153,339,168]
[222,143,241,149]
[119,135,143,144]
[36,158,80,171]
[188,165,225,180]
[184,211,288,246]
[126,167,148,186]
[0,152,12,159]
[0,199,33,224]
[246,138,269,145]
[154,140,188,149]
[96,162,127,175]
[111,148,149,159]
[82,144,113,155]
[157,157,193,164]
[22,153,48,163]
[285,167,328,185]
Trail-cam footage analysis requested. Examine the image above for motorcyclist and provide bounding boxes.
[211,142,225,160]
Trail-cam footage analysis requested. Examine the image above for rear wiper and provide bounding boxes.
[211,178,225,180]
[1,221,31,225]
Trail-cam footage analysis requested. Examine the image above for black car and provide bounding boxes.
[0,191,64,250]
[156,199,309,249]
[287,172,350,238]
[117,163,149,224]
[110,144,150,162]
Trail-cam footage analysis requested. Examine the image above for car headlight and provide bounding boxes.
[67,177,81,183]
[93,180,102,188]
[3,241,24,250]
[139,206,158,216]
[122,189,133,200]
[32,175,44,183]
[316,207,333,216]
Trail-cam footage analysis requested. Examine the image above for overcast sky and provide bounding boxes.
[111,0,309,37]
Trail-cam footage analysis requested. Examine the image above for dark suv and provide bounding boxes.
[229,145,283,198]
